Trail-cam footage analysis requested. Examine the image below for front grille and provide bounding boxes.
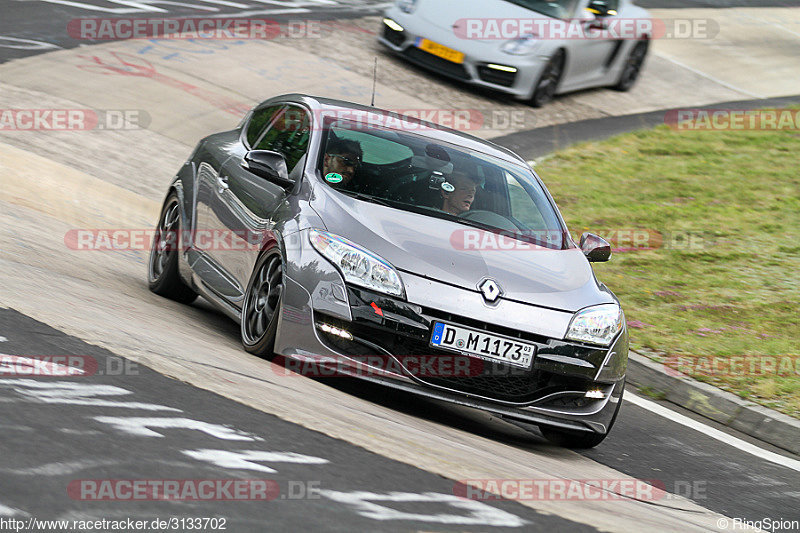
[403,47,470,80]
[477,65,517,87]
[316,295,599,404]
[383,25,405,47]
[315,311,556,402]
[367,331,554,402]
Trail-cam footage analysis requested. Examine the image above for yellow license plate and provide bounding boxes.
[417,38,465,64]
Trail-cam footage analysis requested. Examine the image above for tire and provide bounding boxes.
[540,381,625,449]
[147,193,198,304]
[613,40,648,91]
[241,250,284,357]
[530,50,565,107]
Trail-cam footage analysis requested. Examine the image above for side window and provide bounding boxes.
[505,171,564,247]
[246,105,284,148]
[255,106,311,172]
[506,172,546,230]
[331,128,413,165]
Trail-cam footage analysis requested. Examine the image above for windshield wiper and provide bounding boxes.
[500,0,554,18]
[338,191,395,208]
[419,208,565,249]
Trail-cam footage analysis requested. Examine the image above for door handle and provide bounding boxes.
[217,175,229,194]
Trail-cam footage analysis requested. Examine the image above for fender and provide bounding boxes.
[168,161,197,288]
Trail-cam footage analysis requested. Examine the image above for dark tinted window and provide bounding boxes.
[588,0,619,14]
[246,105,283,147]
[255,106,311,172]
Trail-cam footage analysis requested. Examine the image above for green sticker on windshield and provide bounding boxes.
[325,172,343,184]
[441,182,455,192]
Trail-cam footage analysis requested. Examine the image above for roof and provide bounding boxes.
[258,93,529,168]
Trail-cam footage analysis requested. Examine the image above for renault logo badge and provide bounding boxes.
[478,278,502,303]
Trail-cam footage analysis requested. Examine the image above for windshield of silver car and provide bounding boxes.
[318,117,568,250]
[501,0,582,19]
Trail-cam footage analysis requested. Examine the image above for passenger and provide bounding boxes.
[322,138,363,189]
[441,171,480,216]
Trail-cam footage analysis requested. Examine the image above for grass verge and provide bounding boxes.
[536,120,800,417]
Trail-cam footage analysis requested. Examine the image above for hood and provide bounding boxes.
[311,189,615,313]
[416,0,555,34]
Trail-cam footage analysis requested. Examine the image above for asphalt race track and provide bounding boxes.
[0,308,580,531]
[2,307,799,530]
[1,0,800,531]
[0,0,390,63]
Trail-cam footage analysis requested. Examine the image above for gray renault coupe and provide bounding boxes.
[148,94,628,448]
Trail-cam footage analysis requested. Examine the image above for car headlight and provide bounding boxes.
[396,0,419,14]
[500,34,540,55]
[565,304,623,346]
[309,229,405,298]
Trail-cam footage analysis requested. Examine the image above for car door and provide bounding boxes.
[205,104,312,303]
[193,104,285,299]
[562,0,622,88]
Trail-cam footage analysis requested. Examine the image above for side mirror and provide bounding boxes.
[243,150,294,189]
[580,232,612,262]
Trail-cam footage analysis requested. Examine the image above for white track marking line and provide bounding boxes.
[182,0,251,7]
[747,14,800,39]
[626,392,800,473]
[0,502,28,517]
[0,337,7,342]
[0,37,61,51]
[37,0,169,13]
[654,53,762,99]
[93,416,261,440]
[204,7,308,16]
[182,449,329,473]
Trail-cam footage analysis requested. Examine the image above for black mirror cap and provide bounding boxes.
[587,0,613,16]
[243,150,294,189]
[580,232,612,262]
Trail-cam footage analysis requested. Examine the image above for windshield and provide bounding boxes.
[318,118,567,250]
[501,0,580,19]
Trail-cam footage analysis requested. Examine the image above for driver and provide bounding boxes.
[322,138,363,189]
[441,171,480,216]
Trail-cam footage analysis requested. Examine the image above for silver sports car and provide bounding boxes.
[380,0,651,106]
[148,94,628,448]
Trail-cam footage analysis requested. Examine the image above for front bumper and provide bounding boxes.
[378,11,549,100]
[276,241,628,434]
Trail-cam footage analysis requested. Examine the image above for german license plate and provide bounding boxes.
[430,322,535,369]
[416,37,465,64]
